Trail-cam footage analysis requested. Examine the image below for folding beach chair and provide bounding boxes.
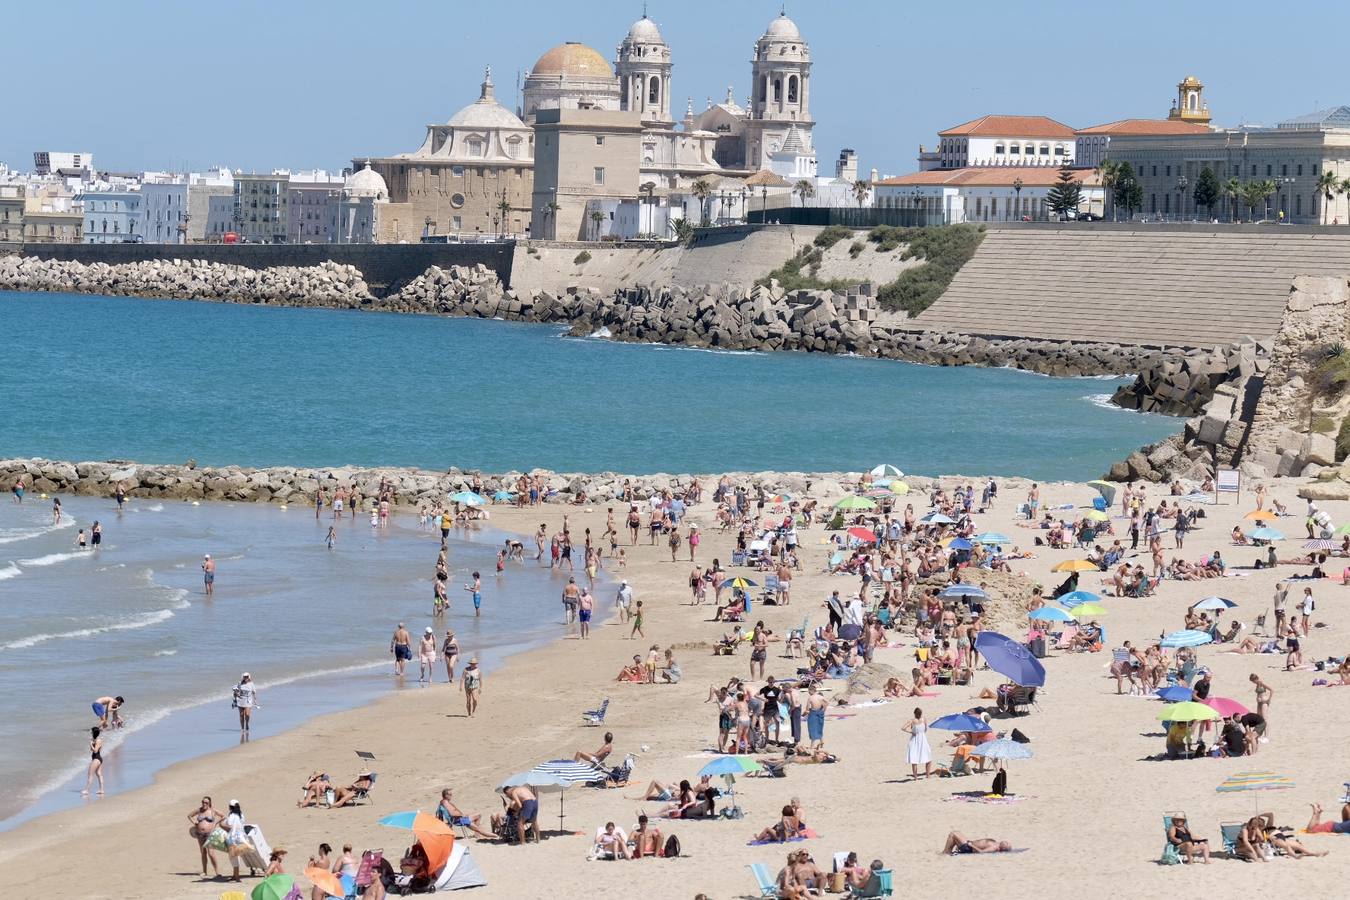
[1160,813,1183,866]
[1219,822,1244,857]
[747,862,778,898]
[1092,496,1108,512]
[583,697,610,726]
[350,772,376,805]
[849,869,894,898]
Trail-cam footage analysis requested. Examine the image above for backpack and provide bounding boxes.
[662,834,681,858]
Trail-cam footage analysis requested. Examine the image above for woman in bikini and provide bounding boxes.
[1249,673,1273,735]
[188,795,226,877]
[751,805,802,843]
[442,630,460,684]
[81,726,104,796]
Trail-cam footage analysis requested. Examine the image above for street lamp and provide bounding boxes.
[1176,174,1189,221]
[1012,177,1023,222]
[1277,176,1295,223]
[740,187,748,224]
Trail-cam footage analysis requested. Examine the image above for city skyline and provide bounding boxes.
[6,0,1350,177]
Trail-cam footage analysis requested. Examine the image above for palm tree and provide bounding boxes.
[1224,177,1242,223]
[852,179,869,208]
[1317,170,1341,224]
[1340,179,1350,225]
[1096,160,1119,221]
[690,178,712,226]
[794,179,816,208]
[1258,179,1278,220]
[589,209,605,241]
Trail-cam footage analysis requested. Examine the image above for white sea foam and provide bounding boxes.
[0,517,74,546]
[154,649,178,657]
[0,562,21,581]
[0,595,189,651]
[589,326,612,339]
[18,550,85,568]
[146,503,164,512]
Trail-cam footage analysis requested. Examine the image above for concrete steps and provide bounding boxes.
[917,228,1350,346]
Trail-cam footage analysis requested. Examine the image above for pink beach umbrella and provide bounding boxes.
[1202,696,1249,718]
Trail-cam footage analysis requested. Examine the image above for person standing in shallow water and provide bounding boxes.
[465,571,483,617]
[81,726,104,795]
[202,554,215,597]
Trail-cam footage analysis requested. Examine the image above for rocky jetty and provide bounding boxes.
[1,456,1002,509]
[1109,339,1271,417]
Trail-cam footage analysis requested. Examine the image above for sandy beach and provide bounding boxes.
[4,475,1349,900]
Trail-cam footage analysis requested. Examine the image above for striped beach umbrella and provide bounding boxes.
[1304,538,1338,551]
[530,760,605,784]
[1161,629,1213,649]
[1216,771,1295,793]
[940,583,987,599]
[869,464,904,478]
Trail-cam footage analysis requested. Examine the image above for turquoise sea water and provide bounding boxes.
[0,290,1178,481]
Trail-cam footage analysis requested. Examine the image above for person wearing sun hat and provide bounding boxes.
[418,627,438,684]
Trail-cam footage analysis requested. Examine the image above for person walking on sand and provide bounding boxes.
[325,526,336,550]
[805,684,827,749]
[81,726,104,795]
[202,554,215,597]
[391,623,412,676]
[902,707,933,779]
[668,526,682,562]
[616,579,633,623]
[578,587,593,639]
[442,629,460,684]
[630,600,645,639]
[1250,673,1273,736]
[418,627,438,684]
[1299,587,1315,636]
[464,571,483,617]
[232,673,258,733]
[688,523,700,562]
[461,658,482,716]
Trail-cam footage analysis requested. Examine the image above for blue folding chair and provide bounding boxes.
[748,862,778,898]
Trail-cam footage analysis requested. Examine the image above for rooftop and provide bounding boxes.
[1076,118,1211,136]
[876,167,1100,188]
[939,115,1076,138]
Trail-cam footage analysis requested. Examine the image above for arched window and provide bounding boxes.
[648,75,659,106]
[759,75,767,105]
[787,75,798,104]
[505,136,520,159]
[773,79,781,103]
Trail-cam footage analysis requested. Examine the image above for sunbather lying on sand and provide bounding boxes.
[941,831,1012,854]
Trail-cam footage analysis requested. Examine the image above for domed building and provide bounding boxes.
[522,42,622,121]
[361,67,535,241]
[336,162,388,243]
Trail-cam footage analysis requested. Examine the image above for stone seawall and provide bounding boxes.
[0,457,968,509]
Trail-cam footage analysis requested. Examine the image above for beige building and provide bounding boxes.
[364,67,534,241]
[23,207,82,243]
[531,108,643,240]
[0,188,23,242]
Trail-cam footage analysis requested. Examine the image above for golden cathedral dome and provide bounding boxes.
[530,42,613,78]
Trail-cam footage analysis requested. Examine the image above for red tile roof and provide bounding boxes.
[875,167,1101,188]
[1075,118,1211,136]
[938,115,1076,138]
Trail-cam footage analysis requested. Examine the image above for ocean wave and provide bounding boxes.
[145,503,164,512]
[589,326,612,339]
[18,550,85,568]
[154,649,178,657]
[0,562,20,581]
[0,517,75,545]
[1084,392,1160,416]
[0,595,189,651]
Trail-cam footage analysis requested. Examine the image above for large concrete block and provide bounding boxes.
[1197,416,1228,445]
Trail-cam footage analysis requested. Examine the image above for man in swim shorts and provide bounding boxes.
[942,831,1013,854]
[202,554,215,597]
[578,588,593,639]
[390,622,412,676]
[464,572,483,618]
[92,695,124,728]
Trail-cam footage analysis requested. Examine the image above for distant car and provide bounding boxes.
[1076,212,1102,222]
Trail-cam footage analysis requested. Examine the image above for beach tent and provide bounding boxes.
[433,841,488,891]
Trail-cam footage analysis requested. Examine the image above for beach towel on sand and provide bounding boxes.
[748,828,820,846]
[944,792,1029,805]
[949,848,1030,855]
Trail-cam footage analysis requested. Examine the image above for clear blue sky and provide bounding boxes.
[7,0,1350,177]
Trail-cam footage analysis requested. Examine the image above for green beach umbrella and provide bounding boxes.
[251,874,295,900]
[1069,602,1107,618]
[1157,701,1220,722]
[834,496,877,510]
[698,755,764,777]
[1083,509,1109,522]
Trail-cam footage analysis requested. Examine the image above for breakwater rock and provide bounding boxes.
[1109,339,1270,417]
[1,456,965,509]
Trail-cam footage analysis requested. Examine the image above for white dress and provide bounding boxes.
[906,720,932,765]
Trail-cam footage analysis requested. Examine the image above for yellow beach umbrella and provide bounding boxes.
[890,482,910,495]
[1157,701,1221,722]
[1052,559,1099,573]
[1244,510,1277,521]
[1083,510,1109,522]
[1069,602,1107,617]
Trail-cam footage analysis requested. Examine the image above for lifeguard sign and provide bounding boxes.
[1215,469,1241,502]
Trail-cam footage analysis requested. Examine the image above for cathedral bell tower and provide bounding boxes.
[1168,75,1211,125]
[616,14,673,127]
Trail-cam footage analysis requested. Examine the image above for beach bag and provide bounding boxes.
[206,828,228,851]
[662,834,681,858]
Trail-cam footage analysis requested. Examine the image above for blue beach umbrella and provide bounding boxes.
[948,538,974,551]
[1161,629,1213,649]
[449,491,486,506]
[1059,590,1102,608]
[930,713,992,733]
[698,756,764,777]
[975,532,1011,545]
[1028,606,1073,622]
[974,631,1046,687]
[940,584,987,599]
[376,811,423,830]
[1247,527,1284,541]
[1155,685,1193,702]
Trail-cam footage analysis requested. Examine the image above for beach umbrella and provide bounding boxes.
[1157,701,1221,722]
[304,867,346,900]
[251,875,295,900]
[834,496,876,510]
[724,576,757,589]
[698,755,764,777]
[531,760,606,784]
[378,811,451,835]
[492,490,515,501]
[869,464,904,478]
[948,537,974,551]
[975,532,1011,545]
[1028,606,1073,622]
[496,771,570,793]
[1059,590,1102,608]
[1215,771,1295,793]
[889,482,910,495]
[976,738,1034,762]
[449,491,486,506]
[414,831,455,877]
[1192,596,1237,612]
[1155,685,1193,702]
[930,713,992,733]
[1304,538,1338,551]
[1247,527,1284,541]
[974,631,1046,687]
[767,493,793,503]
[847,527,878,543]
[1051,559,1098,573]
[1243,510,1277,521]
[1202,696,1250,718]
[1069,602,1107,618]
[921,512,955,525]
[1083,509,1109,522]
[1087,480,1117,504]
[1161,629,1213,649]
[940,584,987,599]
